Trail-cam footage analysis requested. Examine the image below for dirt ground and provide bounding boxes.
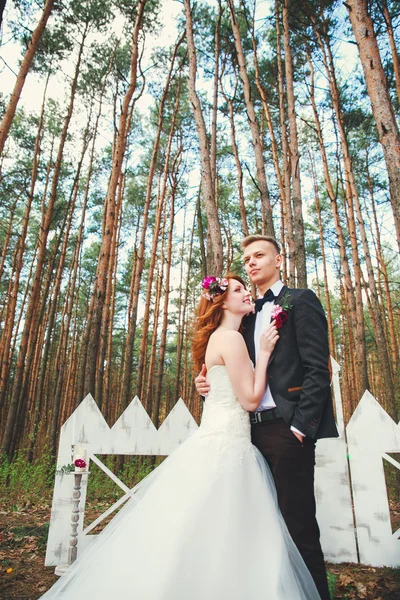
[0,502,399,600]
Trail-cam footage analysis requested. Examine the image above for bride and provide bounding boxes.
[40,274,320,600]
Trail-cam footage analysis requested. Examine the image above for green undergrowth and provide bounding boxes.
[327,570,337,598]
[0,452,163,508]
[0,449,55,507]
[85,455,161,504]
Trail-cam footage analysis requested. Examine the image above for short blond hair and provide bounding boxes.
[241,235,281,254]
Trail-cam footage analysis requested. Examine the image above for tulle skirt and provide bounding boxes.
[40,430,320,599]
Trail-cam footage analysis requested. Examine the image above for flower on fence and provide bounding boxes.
[74,458,87,469]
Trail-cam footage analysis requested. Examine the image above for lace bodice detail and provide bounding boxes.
[199,365,251,443]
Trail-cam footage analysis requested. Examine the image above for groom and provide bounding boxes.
[196,235,338,600]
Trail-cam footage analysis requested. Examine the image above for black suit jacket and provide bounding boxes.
[242,286,338,440]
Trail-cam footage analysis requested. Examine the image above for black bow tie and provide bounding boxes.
[254,289,276,312]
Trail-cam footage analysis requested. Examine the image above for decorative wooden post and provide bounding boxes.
[54,447,89,576]
[68,471,83,564]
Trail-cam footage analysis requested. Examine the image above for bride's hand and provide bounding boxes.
[259,321,279,356]
[195,364,210,396]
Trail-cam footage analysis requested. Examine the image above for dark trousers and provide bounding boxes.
[251,418,330,600]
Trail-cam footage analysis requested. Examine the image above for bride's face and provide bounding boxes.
[223,279,253,316]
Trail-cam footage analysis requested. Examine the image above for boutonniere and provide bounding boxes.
[271,291,293,329]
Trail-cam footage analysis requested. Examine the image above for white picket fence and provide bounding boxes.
[45,358,400,568]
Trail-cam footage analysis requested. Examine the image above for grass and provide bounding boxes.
[327,570,338,598]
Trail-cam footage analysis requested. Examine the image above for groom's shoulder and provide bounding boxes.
[286,287,322,306]
[285,286,314,298]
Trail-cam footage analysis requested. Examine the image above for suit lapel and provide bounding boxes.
[268,285,289,366]
[274,284,288,306]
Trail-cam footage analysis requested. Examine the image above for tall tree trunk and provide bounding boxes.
[0,0,55,156]
[275,1,295,284]
[219,76,248,236]
[210,0,222,198]
[146,259,164,417]
[40,129,92,455]
[248,3,285,213]
[307,28,369,399]
[136,80,181,397]
[355,199,397,417]
[379,0,400,104]
[184,0,223,272]
[118,224,139,412]
[81,1,147,397]
[95,171,124,409]
[196,189,207,277]
[340,278,357,420]
[13,223,65,453]
[366,151,399,374]
[345,0,400,251]
[2,23,88,456]
[309,151,335,358]
[118,37,181,414]
[102,200,122,422]
[282,0,307,287]
[0,78,49,415]
[153,152,180,426]
[306,46,366,402]
[227,0,274,238]
[176,212,196,397]
[0,199,17,284]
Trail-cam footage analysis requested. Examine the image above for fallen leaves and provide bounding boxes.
[1,503,400,600]
[331,563,400,599]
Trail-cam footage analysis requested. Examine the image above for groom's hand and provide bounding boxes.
[195,364,210,396]
[292,430,304,443]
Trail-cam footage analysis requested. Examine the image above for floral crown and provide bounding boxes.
[201,276,229,301]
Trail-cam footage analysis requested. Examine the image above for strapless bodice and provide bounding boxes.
[198,365,251,442]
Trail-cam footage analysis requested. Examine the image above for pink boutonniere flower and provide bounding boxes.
[271,304,288,329]
[271,291,293,329]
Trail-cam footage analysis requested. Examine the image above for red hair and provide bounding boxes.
[191,274,247,373]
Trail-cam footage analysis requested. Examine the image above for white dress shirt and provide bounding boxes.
[254,280,284,411]
[253,280,305,437]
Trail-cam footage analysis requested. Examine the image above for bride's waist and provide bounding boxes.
[199,411,250,439]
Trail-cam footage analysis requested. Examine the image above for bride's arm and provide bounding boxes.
[217,323,278,411]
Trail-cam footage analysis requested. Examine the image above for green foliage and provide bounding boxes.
[0,449,56,507]
[0,451,161,508]
[118,0,161,33]
[86,456,157,503]
[32,21,74,73]
[326,570,337,598]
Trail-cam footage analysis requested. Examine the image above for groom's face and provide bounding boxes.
[243,241,282,291]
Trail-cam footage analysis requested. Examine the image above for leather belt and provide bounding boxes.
[249,407,282,424]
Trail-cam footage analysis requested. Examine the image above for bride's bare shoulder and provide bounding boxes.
[210,330,243,343]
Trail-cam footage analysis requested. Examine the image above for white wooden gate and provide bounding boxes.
[45,359,400,568]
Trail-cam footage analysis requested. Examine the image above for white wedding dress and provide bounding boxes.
[41,365,320,599]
